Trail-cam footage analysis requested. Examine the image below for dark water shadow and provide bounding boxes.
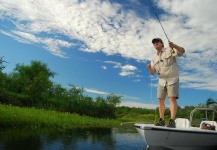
[0,126,145,150]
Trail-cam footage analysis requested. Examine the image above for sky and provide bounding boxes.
[0,0,217,109]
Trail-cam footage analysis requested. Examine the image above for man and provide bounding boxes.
[147,38,185,128]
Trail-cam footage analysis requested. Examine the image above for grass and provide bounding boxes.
[1,104,175,129]
[0,104,122,129]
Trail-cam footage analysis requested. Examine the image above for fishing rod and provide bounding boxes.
[148,0,175,53]
[147,0,170,41]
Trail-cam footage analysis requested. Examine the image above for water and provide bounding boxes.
[0,126,146,150]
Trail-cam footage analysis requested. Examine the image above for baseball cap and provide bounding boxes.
[152,38,164,45]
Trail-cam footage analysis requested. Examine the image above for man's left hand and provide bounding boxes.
[169,41,175,48]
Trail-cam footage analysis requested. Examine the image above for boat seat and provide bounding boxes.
[175,118,190,128]
[200,121,217,131]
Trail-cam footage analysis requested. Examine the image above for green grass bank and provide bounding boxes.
[0,104,123,129]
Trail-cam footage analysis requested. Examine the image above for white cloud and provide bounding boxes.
[84,87,143,101]
[104,60,121,66]
[0,29,73,58]
[119,101,157,109]
[101,66,107,70]
[119,64,138,76]
[0,0,154,60]
[84,87,109,95]
[104,60,138,77]
[122,95,140,100]
[0,0,217,91]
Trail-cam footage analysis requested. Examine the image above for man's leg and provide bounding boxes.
[156,84,166,126]
[169,97,178,120]
[167,82,179,120]
[158,98,166,119]
[157,84,166,120]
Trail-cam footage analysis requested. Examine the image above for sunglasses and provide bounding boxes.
[152,40,160,44]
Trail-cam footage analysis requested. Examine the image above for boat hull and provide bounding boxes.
[135,123,217,149]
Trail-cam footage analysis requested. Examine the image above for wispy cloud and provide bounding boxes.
[84,87,142,102]
[101,66,107,70]
[119,101,157,109]
[84,87,109,95]
[0,29,73,58]
[104,60,138,77]
[0,0,154,60]
[118,64,138,76]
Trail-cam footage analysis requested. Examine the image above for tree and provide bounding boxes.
[0,56,7,72]
[106,94,121,106]
[8,60,56,105]
[67,84,84,101]
[0,56,9,91]
[48,83,68,99]
[95,96,111,118]
[204,98,217,119]
[205,98,217,107]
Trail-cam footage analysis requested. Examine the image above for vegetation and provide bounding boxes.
[0,60,121,119]
[0,56,216,129]
[0,104,120,129]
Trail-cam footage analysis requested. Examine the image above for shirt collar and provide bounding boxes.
[157,48,165,55]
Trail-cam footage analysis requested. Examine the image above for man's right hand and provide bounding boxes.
[146,64,155,75]
[146,64,152,70]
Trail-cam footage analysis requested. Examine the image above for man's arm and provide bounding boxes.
[169,41,185,55]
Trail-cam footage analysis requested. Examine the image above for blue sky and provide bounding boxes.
[0,0,217,108]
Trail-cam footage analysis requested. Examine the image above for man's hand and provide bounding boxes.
[169,41,185,55]
[146,64,152,70]
[169,41,175,49]
[147,64,155,75]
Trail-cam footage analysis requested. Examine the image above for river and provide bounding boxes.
[0,126,146,150]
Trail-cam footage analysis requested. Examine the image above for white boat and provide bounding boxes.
[134,108,217,150]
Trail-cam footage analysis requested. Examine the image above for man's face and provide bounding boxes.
[153,40,163,49]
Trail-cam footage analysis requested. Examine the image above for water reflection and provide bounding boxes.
[0,126,145,150]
